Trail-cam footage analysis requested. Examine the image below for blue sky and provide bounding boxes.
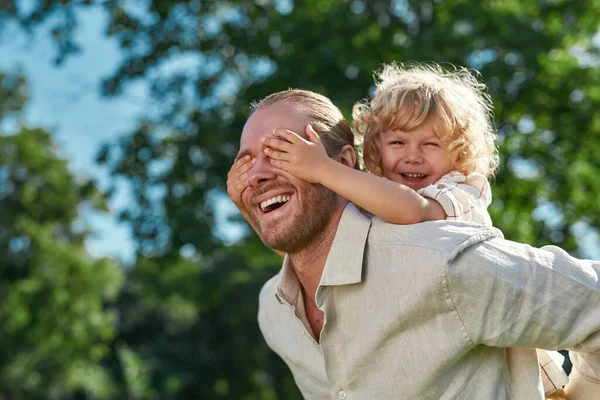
[0,6,245,266]
[0,8,143,265]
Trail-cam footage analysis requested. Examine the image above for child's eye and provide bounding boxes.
[424,142,440,147]
[390,140,404,145]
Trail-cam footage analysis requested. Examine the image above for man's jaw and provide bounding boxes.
[251,192,298,252]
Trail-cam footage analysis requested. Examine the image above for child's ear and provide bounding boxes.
[337,144,357,169]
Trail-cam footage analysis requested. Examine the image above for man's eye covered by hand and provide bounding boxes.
[226,154,255,207]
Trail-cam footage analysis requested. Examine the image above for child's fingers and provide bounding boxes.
[263,147,290,161]
[228,155,252,178]
[235,177,249,191]
[227,169,244,188]
[305,124,322,144]
[262,136,292,152]
[237,169,249,183]
[231,161,253,181]
[227,157,253,198]
[237,158,255,175]
[273,128,303,143]
[227,172,249,203]
[270,159,288,169]
[234,154,251,167]
[227,175,243,198]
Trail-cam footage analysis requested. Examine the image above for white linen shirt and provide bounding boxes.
[421,171,568,395]
[258,203,600,400]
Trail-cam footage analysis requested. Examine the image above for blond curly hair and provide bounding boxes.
[353,62,499,178]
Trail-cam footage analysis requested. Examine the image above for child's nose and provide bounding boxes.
[403,147,424,163]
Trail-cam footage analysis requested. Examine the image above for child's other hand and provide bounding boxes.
[262,124,330,184]
[226,155,255,211]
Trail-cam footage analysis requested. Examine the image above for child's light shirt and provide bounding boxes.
[419,171,569,397]
[417,171,492,225]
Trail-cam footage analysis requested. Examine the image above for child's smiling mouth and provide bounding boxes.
[397,173,430,190]
[401,173,428,179]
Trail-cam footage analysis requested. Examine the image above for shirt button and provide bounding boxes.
[338,390,347,399]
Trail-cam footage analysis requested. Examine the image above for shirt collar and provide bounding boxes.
[275,255,301,307]
[319,202,371,286]
[275,202,372,305]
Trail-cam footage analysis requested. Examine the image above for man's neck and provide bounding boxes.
[288,199,347,306]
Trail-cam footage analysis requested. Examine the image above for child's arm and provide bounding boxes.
[226,155,285,256]
[262,125,446,224]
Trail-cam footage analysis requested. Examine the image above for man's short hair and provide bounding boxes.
[251,89,358,168]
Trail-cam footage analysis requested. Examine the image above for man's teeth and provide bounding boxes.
[402,173,427,178]
[260,195,291,211]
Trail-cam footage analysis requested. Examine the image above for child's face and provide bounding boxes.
[378,122,453,191]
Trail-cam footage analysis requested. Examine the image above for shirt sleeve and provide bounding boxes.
[417,172,492,226]
[445,238,600,392]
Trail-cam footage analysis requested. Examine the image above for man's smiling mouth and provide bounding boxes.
[260,195,291,212]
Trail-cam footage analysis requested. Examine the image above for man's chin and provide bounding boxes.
[259,225,322,255]
[259,230,294,253]
[252,185,339,254]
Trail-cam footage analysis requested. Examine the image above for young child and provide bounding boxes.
[227,62,568,397]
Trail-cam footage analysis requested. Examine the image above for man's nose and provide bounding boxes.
[247,154,277,188]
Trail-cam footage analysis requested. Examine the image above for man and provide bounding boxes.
[228,89,600,399]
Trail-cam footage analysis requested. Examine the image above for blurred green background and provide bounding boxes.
[1,0,600,398]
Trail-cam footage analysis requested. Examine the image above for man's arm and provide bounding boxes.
[446,239,600,397]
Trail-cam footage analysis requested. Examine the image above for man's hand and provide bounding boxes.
[262,124,331,184]
[226,155,254,211]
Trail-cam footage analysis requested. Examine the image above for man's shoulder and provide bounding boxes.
[258,270,281,304]
[367,218,503,256]
[257,270,283,333]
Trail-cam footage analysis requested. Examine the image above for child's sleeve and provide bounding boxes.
[417,171,492,226]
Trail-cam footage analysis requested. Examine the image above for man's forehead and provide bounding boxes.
[248,101,307,129]
[238,102,308,152]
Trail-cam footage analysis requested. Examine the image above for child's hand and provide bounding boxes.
[226,155,255,211]
[262,124,330,184]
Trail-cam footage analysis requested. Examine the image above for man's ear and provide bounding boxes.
[337,144,357,169]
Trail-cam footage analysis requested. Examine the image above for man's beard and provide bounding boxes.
[250,183,338,254]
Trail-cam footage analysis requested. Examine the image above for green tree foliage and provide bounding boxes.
[2,0,600,398]
[0,74,124,399]
[91,0,600,251]
[0,70,27,121]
